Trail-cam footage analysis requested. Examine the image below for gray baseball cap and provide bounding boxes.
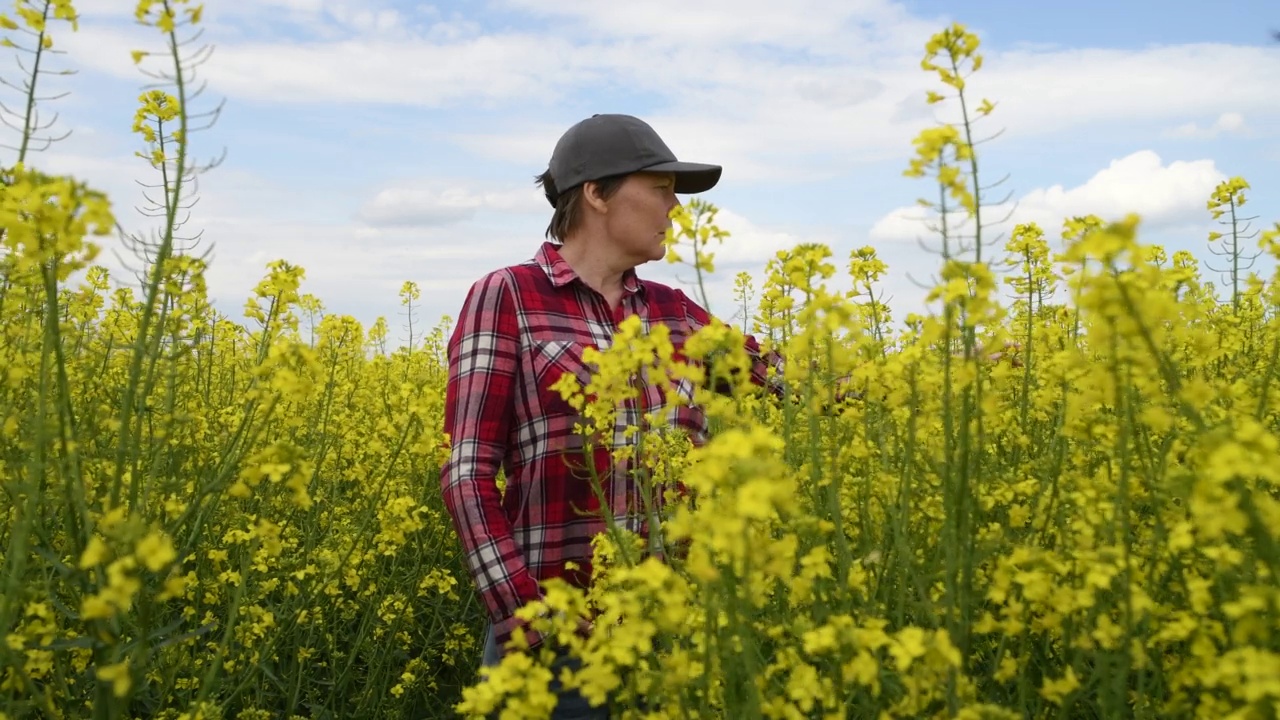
[543,113,722,207]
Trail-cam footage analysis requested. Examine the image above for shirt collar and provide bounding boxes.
[534,241,644,296]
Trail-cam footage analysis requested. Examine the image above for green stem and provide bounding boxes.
[114,6,191,509]
[16,1,52,166]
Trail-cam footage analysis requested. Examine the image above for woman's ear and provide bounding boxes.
[581,180,610,214]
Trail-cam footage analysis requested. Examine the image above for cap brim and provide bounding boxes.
[643,160,722,195]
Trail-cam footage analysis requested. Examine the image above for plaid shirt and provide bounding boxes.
[440,241,779,649]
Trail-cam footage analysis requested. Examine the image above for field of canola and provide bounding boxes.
[2,2,1279,719]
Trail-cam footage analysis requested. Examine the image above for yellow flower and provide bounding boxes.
[890,626,928,671]
[136,530,177,572]
[96,659,132,698]
[79,535,110,569]
[1040,666,1080,704]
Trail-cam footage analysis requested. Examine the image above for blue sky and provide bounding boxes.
[19,0,1280,341]
[904,0,1274,49]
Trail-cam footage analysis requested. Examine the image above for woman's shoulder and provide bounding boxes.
[465,259,547,295]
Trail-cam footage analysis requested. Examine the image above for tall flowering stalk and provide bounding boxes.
[1205,177,1263,312]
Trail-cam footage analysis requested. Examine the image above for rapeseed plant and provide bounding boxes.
[1,5,1278,720]
[459,20,1280,720]
[1,2,480,718]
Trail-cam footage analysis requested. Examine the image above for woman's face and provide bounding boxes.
[596,171,680,266]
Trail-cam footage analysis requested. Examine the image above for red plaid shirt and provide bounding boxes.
[440,241,779,648]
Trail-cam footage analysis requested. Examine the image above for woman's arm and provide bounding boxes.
[439,271,546,650]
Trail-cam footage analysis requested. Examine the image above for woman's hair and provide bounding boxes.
[535,169,627,243]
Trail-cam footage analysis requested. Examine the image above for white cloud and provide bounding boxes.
[971,48,1272,134]
[81,0,393,28]
[1013,151,1223,230]
[868,205,938,246]
[1166,111,1248,139]
[690,208,817,265]
[61,26,586,106]
[21,140,522,322]
[450,43,1279,187]
[869,150,1227,244]
[61,3,1280,184]
[357,183,547,227]
[27,1,1280,339]
[106,209,538,335]
[494,0,928,54]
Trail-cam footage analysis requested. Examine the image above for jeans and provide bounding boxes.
[481,623,610,719]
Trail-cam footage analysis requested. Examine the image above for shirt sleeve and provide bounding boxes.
[439,270,546,649]
[677,289,786,395]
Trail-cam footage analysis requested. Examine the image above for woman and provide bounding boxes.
[439,113,782,717]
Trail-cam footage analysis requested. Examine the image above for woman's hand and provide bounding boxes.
[984,341,1023,367]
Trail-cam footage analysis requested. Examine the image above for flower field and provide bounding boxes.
[3,2,1279,719]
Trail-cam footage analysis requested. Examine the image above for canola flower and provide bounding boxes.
[0,5,1277,720]
[457,21,1280,720]
[1,2,480,718]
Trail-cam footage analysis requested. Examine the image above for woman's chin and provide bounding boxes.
[649,236,668,262]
